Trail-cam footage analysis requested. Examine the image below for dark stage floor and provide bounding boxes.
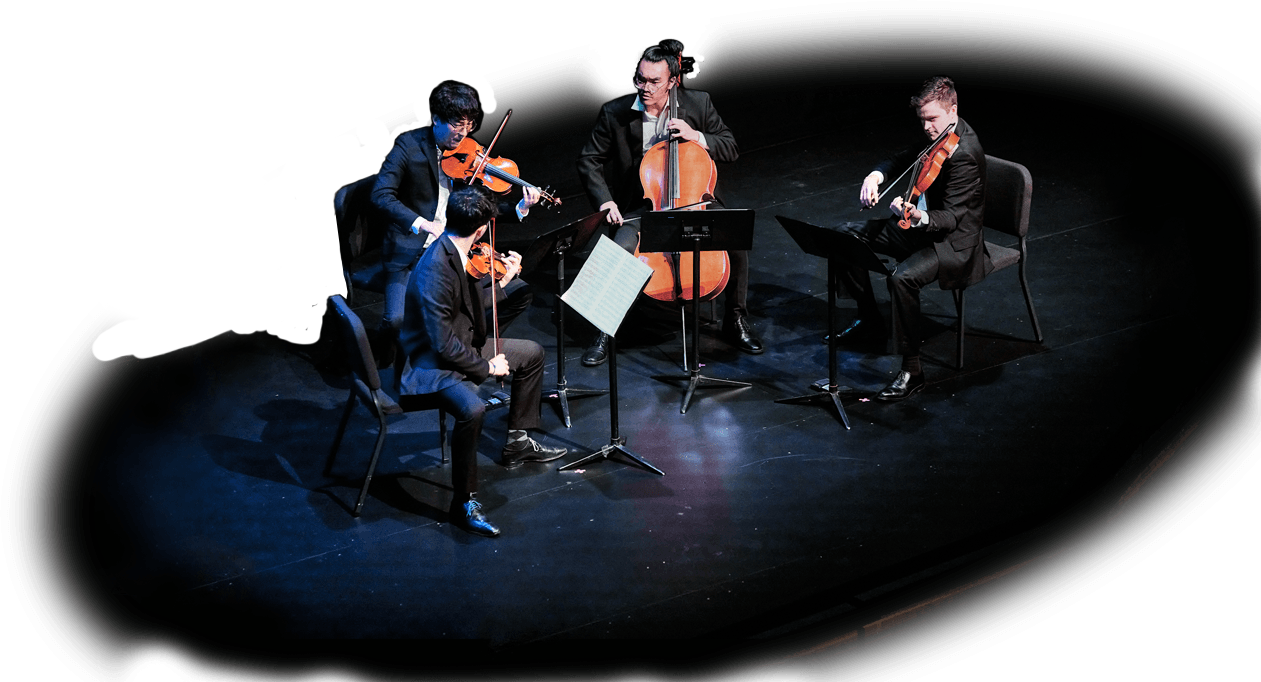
[55,77,1257,676]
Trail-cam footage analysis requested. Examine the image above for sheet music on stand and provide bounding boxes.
[561,234,653,338]
[557,234,664,476]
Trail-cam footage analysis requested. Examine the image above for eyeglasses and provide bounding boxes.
[632,73,669,92]
[437,118,476,134]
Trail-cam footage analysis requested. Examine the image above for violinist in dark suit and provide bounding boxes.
[575,38,763,365]
[836,76,993,401]
[398,185,565,538]
[371,80,539,368]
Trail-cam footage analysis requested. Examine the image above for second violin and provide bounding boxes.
[465,241,509,281]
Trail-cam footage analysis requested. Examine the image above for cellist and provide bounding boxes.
[835,76,993,401]
[575,39,764,366]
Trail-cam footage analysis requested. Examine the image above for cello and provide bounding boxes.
[635,85,730,302]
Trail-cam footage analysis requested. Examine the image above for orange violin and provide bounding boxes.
[897,124,959,229]
[465,242,509,281]
[439,110,561,207]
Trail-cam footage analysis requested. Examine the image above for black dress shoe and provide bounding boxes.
[501,437,568,468]
[582,333,610,366]
[823,318,886,346]
[722,314,764,354]
[448,497,500,537]
[875,371,925,402]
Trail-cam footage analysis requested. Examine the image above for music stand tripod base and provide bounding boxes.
[641,208,756,414]
[556,334,664,476]
[773,215,897,430]
[775,382,859,429]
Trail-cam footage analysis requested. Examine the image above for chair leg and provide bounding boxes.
[954,289,965,370]
[325,388,357,477]
[1018,261,1043,343]
[352,390,390,517]
[439,409,448,465]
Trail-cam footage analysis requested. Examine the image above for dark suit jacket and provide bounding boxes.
[576,89,738,214]
[397,236,506,395]
[371,126,524,273]
[875,117,992,290]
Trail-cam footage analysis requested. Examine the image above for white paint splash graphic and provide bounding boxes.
[92,66,491,358]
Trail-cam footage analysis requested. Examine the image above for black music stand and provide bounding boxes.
[557,332,664,476]
[557,235,664,476]
[519,210,609,427]
[773,216,894,428]
[641,208,756,414]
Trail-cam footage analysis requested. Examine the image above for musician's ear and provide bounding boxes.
[472,224,488,241]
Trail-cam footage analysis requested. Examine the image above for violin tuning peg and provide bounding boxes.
[543,186,560,208]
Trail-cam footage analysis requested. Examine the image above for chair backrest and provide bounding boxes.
[983,155,1033,239]
[333,175,381,267]
[328,294,382,392]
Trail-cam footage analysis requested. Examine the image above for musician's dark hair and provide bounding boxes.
[445,185,498,238]
[641,39,694,83]
[430,80,484,132]
[911,76,957,110]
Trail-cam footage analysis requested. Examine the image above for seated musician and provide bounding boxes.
[371,80,540,369]
[836,76,993,401]
[397,185,566,538]
[575,38,764,366]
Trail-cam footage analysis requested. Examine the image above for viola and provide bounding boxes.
[635,86,730,302]
[439,110,561,207]
[465,242,509,281]
[897,124,959,229]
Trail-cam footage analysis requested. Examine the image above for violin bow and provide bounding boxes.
[470,109,511,189]
[868,123,957,208]
[488,216,504,386]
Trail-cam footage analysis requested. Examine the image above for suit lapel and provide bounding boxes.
[444,238,486,341]
[420,126,441,187]
[628,114,644,164]
[467,272,486,341]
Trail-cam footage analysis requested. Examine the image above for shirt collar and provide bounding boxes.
[448,234,470,271]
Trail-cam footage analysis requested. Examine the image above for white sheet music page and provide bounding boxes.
[561,234,654,338]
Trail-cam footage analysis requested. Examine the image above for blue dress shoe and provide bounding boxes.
[875,371,925,402]
[449,497,500,537]
[501,438,568,468]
